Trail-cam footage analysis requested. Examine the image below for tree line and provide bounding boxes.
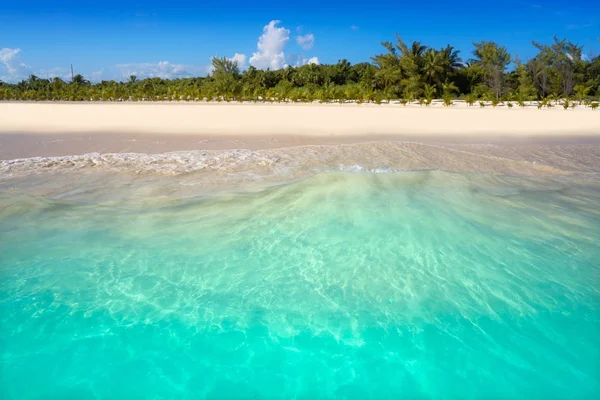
[1,36,599,108]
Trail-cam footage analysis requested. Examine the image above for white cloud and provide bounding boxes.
[249,20,290,70]
[37,67,71,81]
[90,70,104,82]
[115,61,203,79]
[288,54,319,67]
[0,48,31,82]
[205,63,215,75]
[350,25,359,31]
[230,53,247,67]
[296,33,315,50]
[1,20,319,82]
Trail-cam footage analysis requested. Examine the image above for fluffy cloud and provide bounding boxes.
[296,33,315,50]
[0,48,72,82]
[249,20,290,70]
[0,48,31,81]
[115,61,202,79]
[248,20,319,70]
[230,53,247,67]
[1,20,319,82]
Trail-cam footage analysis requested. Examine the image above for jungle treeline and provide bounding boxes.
[1,36,599,107]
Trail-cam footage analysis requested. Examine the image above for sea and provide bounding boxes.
[1,143,599,399]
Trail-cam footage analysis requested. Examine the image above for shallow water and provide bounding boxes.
[1,169,599,399]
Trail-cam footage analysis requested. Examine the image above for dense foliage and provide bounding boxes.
[1,36,598,105]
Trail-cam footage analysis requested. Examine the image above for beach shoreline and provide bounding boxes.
[1,102,599,160]
[3,132,600,160]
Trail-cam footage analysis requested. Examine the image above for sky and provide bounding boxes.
[1,0,599,82]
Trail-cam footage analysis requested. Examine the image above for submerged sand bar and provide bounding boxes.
[1,102,599,137]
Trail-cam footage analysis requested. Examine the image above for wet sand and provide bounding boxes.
[1,102,599,160]
[2,131,600,160]
[1,103,599,193]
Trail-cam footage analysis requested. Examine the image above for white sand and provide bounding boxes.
[1,102,599,137]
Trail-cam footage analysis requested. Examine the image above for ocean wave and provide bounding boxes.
[0,149,285,177]
[1,141,589,184]
[338,164,402,173]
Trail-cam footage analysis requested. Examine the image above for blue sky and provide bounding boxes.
[1,0,598,82]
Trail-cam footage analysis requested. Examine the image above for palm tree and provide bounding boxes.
[1,34,598,105]
[573,85,591,105]
[71,74,89,85]
[408,40,427,60]
[440,45,463,75]
[423,49,444,90]
[442,80,459,97]
[423,84,436,106]
[331,59,352,85]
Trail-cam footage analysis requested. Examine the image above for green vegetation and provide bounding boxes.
[1,36,598,106]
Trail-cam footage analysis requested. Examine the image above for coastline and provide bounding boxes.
[2,102,598,190]
[3,105,600,399]
[1,102,599,160]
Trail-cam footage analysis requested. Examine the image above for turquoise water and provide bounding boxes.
[1,171,599,399]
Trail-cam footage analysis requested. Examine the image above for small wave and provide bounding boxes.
[1,141,586,183]
[338,164,401,173]
[0,150,285,178]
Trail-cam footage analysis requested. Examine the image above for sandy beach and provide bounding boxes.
[1,102,599,159]
[1,102,599,188]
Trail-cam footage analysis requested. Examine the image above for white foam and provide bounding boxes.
[338,164,400,174]
[0,150,284,178]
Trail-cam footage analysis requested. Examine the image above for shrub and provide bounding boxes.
[442,95,453,107]
[538,98,552,109]
[465,95,475,107]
